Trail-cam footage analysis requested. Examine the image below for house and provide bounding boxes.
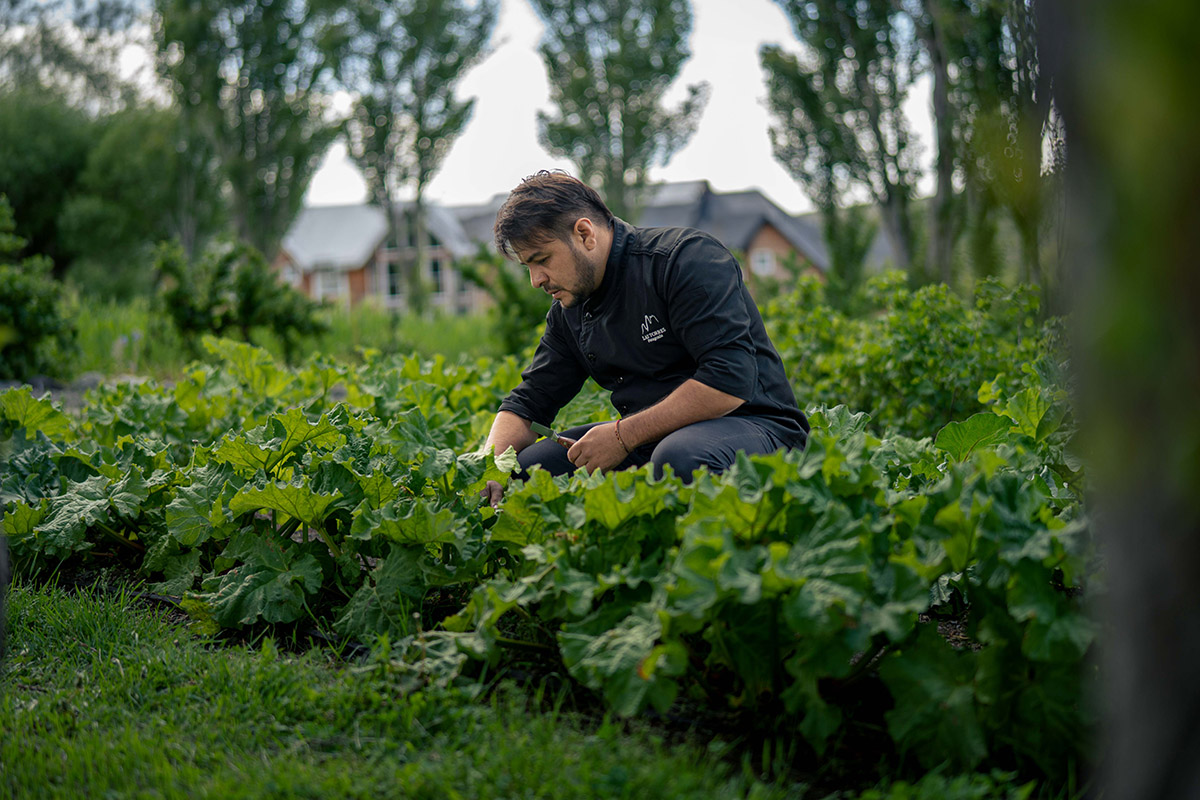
[637,181,829,279]
[276,201,490,314]
[278,181,828,311]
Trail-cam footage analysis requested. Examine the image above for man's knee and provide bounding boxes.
[649,436,713,483]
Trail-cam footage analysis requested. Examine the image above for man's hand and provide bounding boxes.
[566,422,628,474]
[481,479,505,508]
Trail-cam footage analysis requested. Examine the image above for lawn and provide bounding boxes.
[0,581,786,800]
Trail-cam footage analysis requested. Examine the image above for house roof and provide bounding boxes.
[446,181,830,273]
[282,200,478,271]
[282,204,388,272]
[640,182,830,273]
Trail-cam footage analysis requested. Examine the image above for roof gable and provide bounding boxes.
[282,205,388,272]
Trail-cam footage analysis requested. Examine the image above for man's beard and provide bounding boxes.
[560,243,598,307]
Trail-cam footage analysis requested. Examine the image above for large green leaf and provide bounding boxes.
[198,536,323,626]
[1000,387,1066,443]
[559,603,684,716]
[935,413,1013,461]
[353,500,459,545]
[0,386,71,440]
[229,482,341,530]
[879,627,988,770]
[166,462,242,546]
[34,474,148,556]
[215,408,339,476]
[334,544,426,641]
[2,499,47,538]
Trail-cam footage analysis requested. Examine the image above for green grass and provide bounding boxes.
[66,294,509,382]
[0,583,788,799]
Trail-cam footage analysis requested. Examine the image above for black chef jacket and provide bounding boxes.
[498,219,809,449]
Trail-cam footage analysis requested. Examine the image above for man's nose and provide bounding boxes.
[529,268,546,289]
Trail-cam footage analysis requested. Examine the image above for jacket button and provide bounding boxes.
[616,376,624,384]
[587,352,596,361]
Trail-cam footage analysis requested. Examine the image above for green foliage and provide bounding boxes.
[0,306,1092,788]
[341,0,497,314]
[530,0,710,221]
[0,88,98,267]
[155,240,328,363]
[58,105,225,300]
[762,0,920,273]
[0,196,76,380]
[154,0,346,257]
[765,272,1057,439]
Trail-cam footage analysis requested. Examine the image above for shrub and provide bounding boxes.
[155,239,328,364]
[766,272,1056,439]
[0,196,76,380]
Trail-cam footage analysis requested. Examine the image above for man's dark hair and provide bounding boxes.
[493,170,615,258]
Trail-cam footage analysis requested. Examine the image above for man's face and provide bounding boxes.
[515,234,599,308]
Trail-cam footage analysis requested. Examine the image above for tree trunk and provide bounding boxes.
[1044,1,1200,797]
[922,0,958,284]
[410,191,429,316]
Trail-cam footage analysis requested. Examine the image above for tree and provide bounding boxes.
[343,0,497,315]
[58,105,226,299]
[0,0,142,110]
[762,0,922,276]
[153,0,349,258]
[957,0,1054,292]
[1044,1,1200,797]
[0,88,99,271]
[531,0,709,222]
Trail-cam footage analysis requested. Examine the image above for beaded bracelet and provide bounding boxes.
[614,418,631,454]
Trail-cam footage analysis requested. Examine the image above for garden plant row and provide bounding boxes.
[0,279,1095,787]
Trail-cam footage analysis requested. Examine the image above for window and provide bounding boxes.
[314,270,344,300]
[750,249,777,277]
[430,257,444,295]
[387,259,405,298]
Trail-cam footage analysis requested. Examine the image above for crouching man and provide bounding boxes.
[481,170,809,506]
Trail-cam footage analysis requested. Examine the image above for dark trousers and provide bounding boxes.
[516,416,790,484]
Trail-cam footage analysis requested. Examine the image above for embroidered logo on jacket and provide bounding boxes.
[640,314,666,343]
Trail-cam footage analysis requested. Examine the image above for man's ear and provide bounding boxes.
[574,217,597,250]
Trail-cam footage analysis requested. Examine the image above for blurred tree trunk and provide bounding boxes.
[912,0,959,284]
[1046,0,1200,797]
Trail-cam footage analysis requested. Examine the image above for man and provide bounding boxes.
[481,171,808,506]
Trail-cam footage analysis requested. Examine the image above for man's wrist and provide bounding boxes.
[613,418,632,454]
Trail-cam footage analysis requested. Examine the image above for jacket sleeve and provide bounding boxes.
[660,236,758,401]
[497,308,590,426]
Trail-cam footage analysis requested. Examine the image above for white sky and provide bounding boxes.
[305,0,935,215]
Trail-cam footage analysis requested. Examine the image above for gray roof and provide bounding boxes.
[284,200,479,269]
[282,204,388,272]
[640,182,830,273]
[399,200,478,260]
[446,181,830,273]
[448,193,508,252]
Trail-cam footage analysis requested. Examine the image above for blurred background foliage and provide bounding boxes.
[0,0,1067,384]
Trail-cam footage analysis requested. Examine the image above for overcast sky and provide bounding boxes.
[303,0,934,214]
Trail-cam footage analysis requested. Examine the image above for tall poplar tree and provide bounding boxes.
[154,0,348,257]
[342,0,497,314]
[762,0,922,276]
[530,0,709,222]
